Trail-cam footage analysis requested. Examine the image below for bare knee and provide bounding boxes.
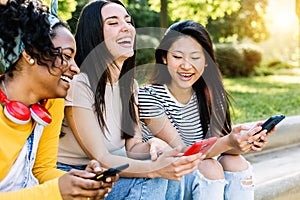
[218,154,249,172]
[198,158,224,180]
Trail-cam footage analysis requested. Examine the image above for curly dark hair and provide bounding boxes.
[0,0,69,76]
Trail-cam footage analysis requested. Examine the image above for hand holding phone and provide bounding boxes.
[93,163,129,181]
[183,137,217,156]
[255,115,285,135]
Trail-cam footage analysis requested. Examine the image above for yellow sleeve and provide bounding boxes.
[33,98,66,182]
[0,178,62,200]
[0,99,65,199]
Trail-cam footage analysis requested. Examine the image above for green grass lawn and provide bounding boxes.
[224,74,300,124]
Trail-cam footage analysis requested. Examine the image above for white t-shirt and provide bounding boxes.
[58,73,136,165]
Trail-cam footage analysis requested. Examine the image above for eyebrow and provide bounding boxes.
[104,14,131,22]
[171,50,201,54]
[61,47,74,53]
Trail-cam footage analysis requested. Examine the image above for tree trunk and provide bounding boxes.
[160,0,168,28]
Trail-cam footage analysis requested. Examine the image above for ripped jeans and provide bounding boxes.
[224,163,254,200]
[167,162,254,200]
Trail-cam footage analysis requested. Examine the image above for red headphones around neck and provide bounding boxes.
[0,88,52,126]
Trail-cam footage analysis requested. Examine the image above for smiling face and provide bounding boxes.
[101,3,135,64]
[165,36,206,92]
[34,26,79,99]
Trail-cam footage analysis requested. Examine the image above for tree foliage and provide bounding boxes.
[149,0,241,26]
[66,0,90,33]
[206,0,270,43]
[44,0,77,22]
[66,0,270,44]
[124,0,161,28]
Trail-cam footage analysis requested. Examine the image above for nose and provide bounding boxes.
[70,61,80,74]
[120,21,131,32]
[181,58,192,69]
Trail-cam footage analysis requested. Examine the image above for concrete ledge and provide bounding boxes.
[243,115,300,199]
[255,171,300,200]
[245,143,300,200]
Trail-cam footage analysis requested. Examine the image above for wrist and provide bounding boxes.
[147,166,159,178]
[147,170,156,178]
[221,135,234,150]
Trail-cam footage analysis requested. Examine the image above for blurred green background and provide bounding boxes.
[2,0,298,124]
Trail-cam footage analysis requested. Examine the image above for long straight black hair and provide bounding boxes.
[74,0,137,139]
[151,20,232,138]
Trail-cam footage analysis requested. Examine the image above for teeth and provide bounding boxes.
[117,38,132,44]
[180,73,192,77]
[61,75,71,83]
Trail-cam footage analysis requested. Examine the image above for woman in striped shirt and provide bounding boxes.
[139,20,271,200]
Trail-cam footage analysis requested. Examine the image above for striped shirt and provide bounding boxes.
[138,84,204,146]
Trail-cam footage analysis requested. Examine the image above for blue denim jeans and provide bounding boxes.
[166,170,202,200]
[224,162,254,200]
[57,162,86,171]
[57,162,170,200]
[105,177,168,200]
[167,162,254,200]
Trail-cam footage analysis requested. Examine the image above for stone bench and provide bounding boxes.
[244,115,300,199]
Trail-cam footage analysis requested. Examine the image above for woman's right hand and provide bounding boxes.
[58,160,119,200]
[149,147,205,181]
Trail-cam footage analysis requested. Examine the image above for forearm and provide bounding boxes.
[143,117,186,150]
[221,148,243,155]
[126,141,151,160]
[156,131,186,150]
[206,135,234,158]
[94,152,159,178]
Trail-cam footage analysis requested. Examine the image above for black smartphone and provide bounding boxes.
[255,115,285,135]
[92,163,129,181]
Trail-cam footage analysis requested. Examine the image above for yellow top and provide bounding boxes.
[0,98,66,199]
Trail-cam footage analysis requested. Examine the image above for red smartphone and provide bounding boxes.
[183,137,218,156]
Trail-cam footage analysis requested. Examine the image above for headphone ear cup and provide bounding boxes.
[30,104,52,126]
[4,101,31,124]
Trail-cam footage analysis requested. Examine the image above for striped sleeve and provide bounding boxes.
[138,86,165,119]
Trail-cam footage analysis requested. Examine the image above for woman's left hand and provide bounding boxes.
[147,137,172,161]
[229,124,266,153]
[250,132,268,152]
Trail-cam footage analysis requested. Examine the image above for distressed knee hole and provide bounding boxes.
[241,176,253,186]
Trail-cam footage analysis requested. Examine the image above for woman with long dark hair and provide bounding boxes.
[139,20,271,199]
[57,1,203,199]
